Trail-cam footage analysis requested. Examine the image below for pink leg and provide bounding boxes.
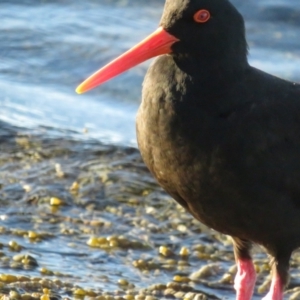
[234,259,256,300]
[262,273,283,300]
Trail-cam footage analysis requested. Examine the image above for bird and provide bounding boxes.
[76,0,300,299]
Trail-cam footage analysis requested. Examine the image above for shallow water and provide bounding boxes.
[1,0,300,299]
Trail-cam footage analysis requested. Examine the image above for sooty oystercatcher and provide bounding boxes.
[76,0,300,299]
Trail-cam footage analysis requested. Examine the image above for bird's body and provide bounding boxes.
[138,57,300,251]
[76,0,300,299]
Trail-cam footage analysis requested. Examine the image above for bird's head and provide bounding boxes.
[76,0,248,94]
[161,0,247,60]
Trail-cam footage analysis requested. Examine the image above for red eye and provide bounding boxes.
[193,9,211,23]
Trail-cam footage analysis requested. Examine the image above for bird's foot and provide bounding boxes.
[262,274,283,300]
[234,259,256,300]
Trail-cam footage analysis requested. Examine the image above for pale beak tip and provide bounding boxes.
[76,85,84,94]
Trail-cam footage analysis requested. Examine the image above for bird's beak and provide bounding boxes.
[76,27,179,94]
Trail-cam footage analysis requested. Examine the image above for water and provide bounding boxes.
[1,1,300,299]
[1,0,300,146]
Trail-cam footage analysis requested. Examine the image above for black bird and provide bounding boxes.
[76,0,300,299]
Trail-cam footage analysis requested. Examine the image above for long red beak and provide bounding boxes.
[76,27,179,94]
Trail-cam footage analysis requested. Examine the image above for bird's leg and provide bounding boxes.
[262,273,283,300]
[232,238,256,300]
[235,259,256,300]
[262,253,290,300]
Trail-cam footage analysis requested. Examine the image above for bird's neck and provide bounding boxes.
[173,53,248,91]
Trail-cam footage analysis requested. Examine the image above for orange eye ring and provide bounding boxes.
[193,9,211,23]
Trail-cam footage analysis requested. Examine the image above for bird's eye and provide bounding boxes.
[193,9,211,23]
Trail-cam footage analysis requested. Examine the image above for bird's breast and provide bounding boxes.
[136,90,237,233]
[135,64,228,228]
